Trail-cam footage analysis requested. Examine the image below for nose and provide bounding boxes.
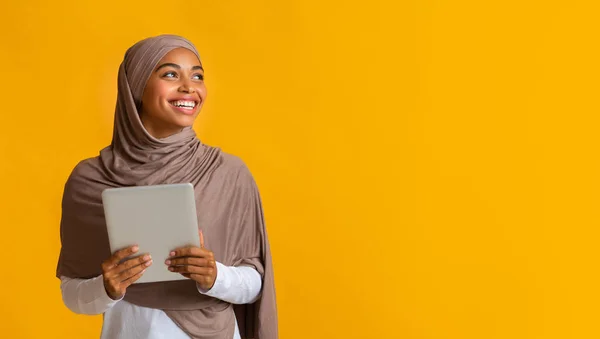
[178,80,195,94]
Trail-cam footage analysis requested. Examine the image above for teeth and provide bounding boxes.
[170,100,196,108]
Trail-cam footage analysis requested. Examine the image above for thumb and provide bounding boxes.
[199,230,205,249]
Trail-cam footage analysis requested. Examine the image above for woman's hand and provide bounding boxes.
[166,231,217,290]
[102,245,153,300]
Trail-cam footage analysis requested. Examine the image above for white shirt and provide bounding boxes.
[60,262,262,339]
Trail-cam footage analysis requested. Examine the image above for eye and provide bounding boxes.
[192,73,204,81]
[162,71,178,79]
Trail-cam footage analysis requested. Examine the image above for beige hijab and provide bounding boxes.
[56,34,278,339]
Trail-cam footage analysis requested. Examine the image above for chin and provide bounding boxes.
[172,116,197,128]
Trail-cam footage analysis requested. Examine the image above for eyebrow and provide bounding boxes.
[155,63,204,72]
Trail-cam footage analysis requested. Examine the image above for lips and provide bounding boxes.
[168,99,199,114]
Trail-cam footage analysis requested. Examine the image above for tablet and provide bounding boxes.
[101,183,200,284]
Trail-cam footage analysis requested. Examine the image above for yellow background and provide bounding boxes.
[1,1,599,338]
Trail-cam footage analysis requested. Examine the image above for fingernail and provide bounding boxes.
[169,267,174,271]
[165,260,171,265]
[145,260,153,266]
[132,246,139,252]
[143,255,150,260]
[170,251,175,256]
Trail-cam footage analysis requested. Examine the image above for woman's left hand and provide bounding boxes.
[166,230,217,290]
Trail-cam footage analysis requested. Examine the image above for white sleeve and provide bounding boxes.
[60,275,122,315]
[197,262,262,305]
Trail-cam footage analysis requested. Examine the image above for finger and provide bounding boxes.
[169,247,213,259]
[122,267,147,287]
[118,261,151,282]
[114,245,139,261]
[102,245,137,272]
[107,245,139,268]
[105,254,150,278]
[165,257,210,267]
[200,230,205,249]
[116,254,152,274]
[169,265,214,275]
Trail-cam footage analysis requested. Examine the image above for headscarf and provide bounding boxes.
[56,34,278,339]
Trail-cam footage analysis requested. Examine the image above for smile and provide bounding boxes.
[168,100,198,110]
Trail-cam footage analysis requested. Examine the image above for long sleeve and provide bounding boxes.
[197,263,262,305]
[61,261,261,316]
[60,275,122,315]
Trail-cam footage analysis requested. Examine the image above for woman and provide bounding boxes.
[56,34,278,339]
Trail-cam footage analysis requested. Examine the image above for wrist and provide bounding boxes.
[103,279,123,301]
[107,290,123,301]
[197,278,216,292]
[198,262,228,297]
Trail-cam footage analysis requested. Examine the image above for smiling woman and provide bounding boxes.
[55,35,278,339]
[141,48,207,139]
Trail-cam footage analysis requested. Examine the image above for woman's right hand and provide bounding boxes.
[101,245,153,300]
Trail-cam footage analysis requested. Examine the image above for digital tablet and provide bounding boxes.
[101,183,200,284]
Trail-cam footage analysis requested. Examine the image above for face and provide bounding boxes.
[140,47,207,139]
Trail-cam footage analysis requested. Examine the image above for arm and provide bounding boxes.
[197,262,262,305]
[60,275,122,315]
[60,246,152,315]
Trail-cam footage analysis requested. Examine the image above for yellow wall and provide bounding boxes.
[1,1,599,338]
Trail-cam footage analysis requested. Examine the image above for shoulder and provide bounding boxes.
[60,156,103,207]
[201,144,252,176]
[62,156,105,198]
[220,151,250,174]
[67,157,102,183]
[202,145,255,187]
